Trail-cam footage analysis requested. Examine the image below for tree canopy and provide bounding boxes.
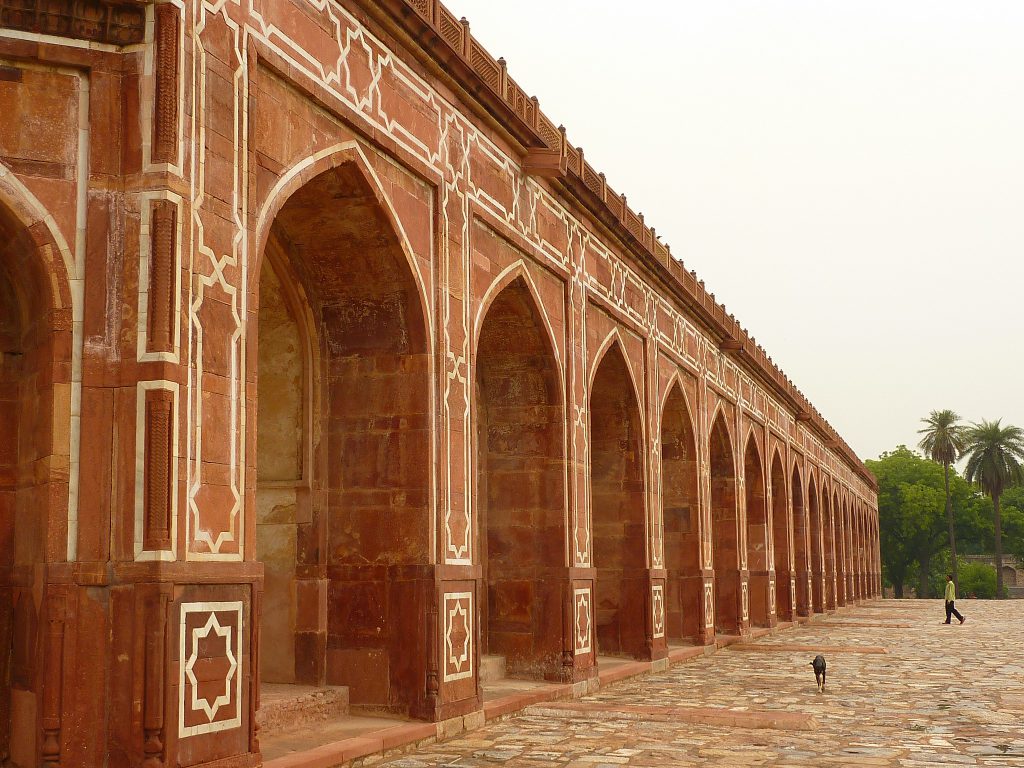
[870,446,999,598]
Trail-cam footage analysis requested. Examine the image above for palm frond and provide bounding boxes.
[962,419,1024,498]
[917,409,966,466]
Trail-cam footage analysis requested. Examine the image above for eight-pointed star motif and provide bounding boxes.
[185,612,238,723]
[445,599,470,673]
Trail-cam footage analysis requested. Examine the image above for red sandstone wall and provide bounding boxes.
[0,1,883,766]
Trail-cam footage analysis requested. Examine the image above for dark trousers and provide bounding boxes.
[944,600,963,623]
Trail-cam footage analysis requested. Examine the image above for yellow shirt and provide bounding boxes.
[944,581,956,602]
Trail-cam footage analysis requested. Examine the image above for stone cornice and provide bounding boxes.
[339,0,876,491]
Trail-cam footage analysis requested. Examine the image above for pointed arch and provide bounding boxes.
[473,260,564,388]
[474,275,566,678]
[743,423,764,461]
[660,369,699,424]
[859,503,867,599]
[791,462,810,616]
[0,185,77,759]
[832,487,845,606]
[707,400,734,458]
[743,432,770,627]
[709,411,741,635]
[770,448,792,620]
[252,143,432,345]
[253,150,433,714]
[0,168,78,563]
[821,476,836,610]
[589,341,647,658]
[807,470,824,613]
[0,164,76,305]
[590,330,645,431]
[661,380,701,643]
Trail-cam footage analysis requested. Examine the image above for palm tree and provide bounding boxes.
[918,410,966,589]
[962,419,1024,598]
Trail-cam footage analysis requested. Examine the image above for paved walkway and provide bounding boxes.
[372,600,1024,767]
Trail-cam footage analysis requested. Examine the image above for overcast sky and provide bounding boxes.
[445,0,1024,462]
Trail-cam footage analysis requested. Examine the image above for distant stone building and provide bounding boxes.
[0,1,880,765]
[964,555,1024,598]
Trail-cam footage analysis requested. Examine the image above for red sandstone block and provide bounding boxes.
[342,735,384,761]
[483,696,520,721]
[378,721,435,750]
[667,645,706,664]
[598,660,649,685]
[263,745,346,768]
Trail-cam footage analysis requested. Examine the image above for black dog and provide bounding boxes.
[810,654,827,693]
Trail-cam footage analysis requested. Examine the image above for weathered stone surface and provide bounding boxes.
[373,601,1024,768]
[0,1,883,764]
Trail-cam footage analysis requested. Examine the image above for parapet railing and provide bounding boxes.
[388,0,874,489]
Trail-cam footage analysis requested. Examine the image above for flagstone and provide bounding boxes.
[372,601,1020,767]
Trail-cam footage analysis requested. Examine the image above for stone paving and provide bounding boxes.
[371,600,1024,767]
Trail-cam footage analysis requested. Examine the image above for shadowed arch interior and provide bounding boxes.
[854,509,862,599]
[857,509,866,599]
[792,465,809,617]
[589,344,646,658]
[744,436,770,627]
[770,452,792,621]
[822,482,836,609]
[808,474,823,613]
[849,508,856,600]
[710,413,740,635]
[475,277,565,679]
[661,383,701,643]
[256,161,431,715]
[833,492,845,606]
[0,201,59,764]
[842,499,852,604]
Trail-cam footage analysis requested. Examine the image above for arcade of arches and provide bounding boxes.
[0,3,880,765]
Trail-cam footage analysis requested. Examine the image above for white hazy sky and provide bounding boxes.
[445,0,1024,462]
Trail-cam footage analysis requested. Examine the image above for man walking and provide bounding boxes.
[944,574,965,625]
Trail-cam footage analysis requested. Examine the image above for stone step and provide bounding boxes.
[479,654,507,683]
[257,684,349,737]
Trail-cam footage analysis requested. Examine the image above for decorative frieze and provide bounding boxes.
[0,0,146,46]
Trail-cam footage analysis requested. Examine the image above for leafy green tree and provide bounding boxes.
[999,486,1024,564]
[917,410,966,589]
[871,447,948,597]
[965,490,1024,563]
[962,420,1024,597]
[957,560,999,599]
